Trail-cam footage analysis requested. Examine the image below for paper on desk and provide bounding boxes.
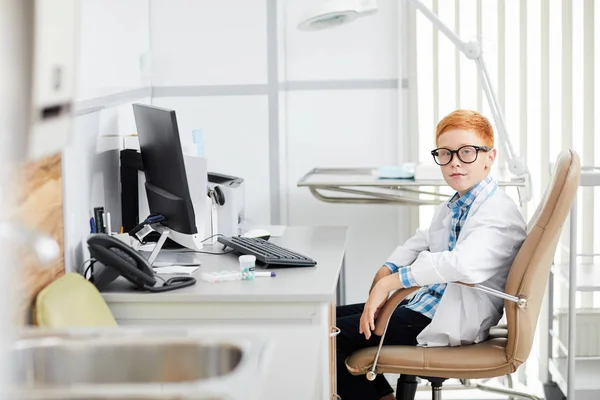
[152,261,201,267]
[141,249,203,266]
[152,265,199,274]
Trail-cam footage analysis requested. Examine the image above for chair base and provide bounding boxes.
[396,376,445,400]
[396,375,543,400]
[395,375,419,400]
[468,380,542,400]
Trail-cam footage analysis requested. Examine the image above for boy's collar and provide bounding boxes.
[448,175,493,209]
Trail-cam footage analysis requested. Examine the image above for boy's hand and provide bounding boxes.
[360,282,389,340]
[369,265,392,294]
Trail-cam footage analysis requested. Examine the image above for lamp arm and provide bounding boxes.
[476,53,532,204]
[476,56,522,174]
[409,0,532,203]
[408,0,471,56]
[410,0,518,171]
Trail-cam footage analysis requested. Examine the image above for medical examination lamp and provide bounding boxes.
[298,0,532,203]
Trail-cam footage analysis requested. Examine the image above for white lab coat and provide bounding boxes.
[386,181,527,347]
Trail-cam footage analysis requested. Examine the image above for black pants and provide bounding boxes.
[336,301,432,400]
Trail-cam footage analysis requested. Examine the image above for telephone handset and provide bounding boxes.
[87,234,196,292]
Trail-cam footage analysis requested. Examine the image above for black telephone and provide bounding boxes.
[87,234,196,292]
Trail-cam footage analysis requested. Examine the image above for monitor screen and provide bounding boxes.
[132,103,197,235]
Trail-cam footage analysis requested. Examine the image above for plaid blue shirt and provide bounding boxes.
[385,175,496,319]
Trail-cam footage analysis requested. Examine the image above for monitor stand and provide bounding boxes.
[152,224,204,252]
[147,228,171,266]
[132,221,204,254]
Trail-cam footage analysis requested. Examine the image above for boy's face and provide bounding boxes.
[436,129,496,196]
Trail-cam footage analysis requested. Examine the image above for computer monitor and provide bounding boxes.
[132,103,206,250]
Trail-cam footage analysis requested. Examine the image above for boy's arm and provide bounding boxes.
[406,212,526,286]
[384,202,446,270]
[369,227,429,295]
[376,265,419,293]
[369,231,427,294]
[384,227,430,271]
[369,266,391,293]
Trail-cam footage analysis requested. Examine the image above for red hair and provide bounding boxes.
[435,109,494,147]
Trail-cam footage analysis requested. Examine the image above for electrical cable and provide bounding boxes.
[83,260,96,280]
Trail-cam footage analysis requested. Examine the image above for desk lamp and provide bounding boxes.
[298,0,532,203]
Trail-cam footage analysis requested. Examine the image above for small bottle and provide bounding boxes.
[192,129,205,157]
[239,255,256,280]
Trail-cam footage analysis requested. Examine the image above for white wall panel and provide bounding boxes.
[63,118,122,273]
[281,0,398,81]
[97,100,146,138]
[150,0,268,85]
[63,96,151,273]
[285,89,401,304]
[77,0,150,100]
[151,96,270,225]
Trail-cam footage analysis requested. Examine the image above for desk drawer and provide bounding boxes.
[107,301,323,324]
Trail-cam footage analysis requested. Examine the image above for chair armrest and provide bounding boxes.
[457,282,528,308]
[373,282,527,337]
[374,287,420,336]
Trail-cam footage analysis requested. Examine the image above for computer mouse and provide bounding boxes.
[242,228,271,241]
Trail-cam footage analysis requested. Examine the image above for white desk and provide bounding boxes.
[101,226,347,400]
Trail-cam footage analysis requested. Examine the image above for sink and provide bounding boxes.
[11,328,268,400]
[16,337,242,385]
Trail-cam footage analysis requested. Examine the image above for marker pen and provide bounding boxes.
[255,271,276,278]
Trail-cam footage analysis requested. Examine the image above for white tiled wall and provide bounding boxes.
[284,90,403,301]
[278,0,407,302]
[63,98,152,273]
[150,0,268,86]
[152,96,271,225]
[76,0,150,99]
[63,0,152,272]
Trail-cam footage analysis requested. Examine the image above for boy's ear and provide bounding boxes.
[485,147,497,169]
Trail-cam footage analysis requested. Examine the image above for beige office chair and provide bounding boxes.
[346,149,580,400]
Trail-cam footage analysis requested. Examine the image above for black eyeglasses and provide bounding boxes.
[430,145,492,166]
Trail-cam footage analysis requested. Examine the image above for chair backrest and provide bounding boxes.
[504,149,580,367]
[34,272,117,328]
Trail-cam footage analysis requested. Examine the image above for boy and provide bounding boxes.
[336,110,527,400]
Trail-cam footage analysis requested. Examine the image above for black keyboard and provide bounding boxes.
[217,236,317,267]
